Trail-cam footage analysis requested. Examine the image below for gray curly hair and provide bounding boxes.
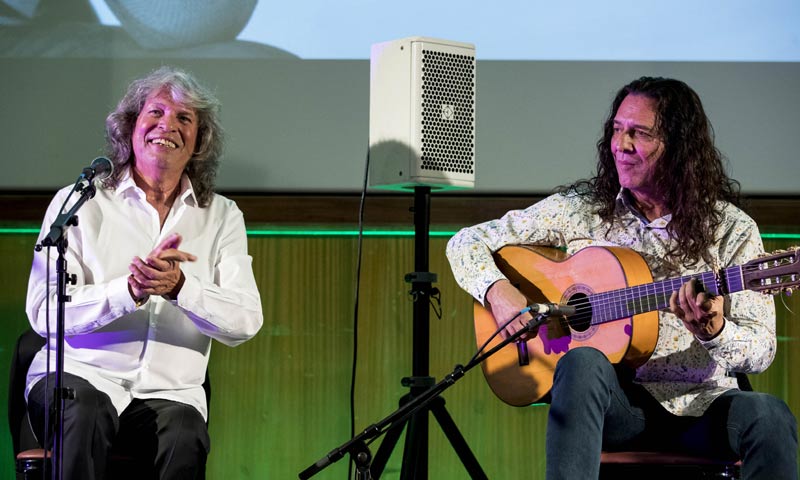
[103,66,224,207]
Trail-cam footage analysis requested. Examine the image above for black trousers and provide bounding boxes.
[27,373,210,480]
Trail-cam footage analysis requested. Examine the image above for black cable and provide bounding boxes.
[349,147,370,480]
[470,306,532,364]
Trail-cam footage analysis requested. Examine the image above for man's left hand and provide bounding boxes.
[129,233,197,299]
[669,278,725,341]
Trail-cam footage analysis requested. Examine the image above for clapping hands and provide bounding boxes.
[128,233,197,304]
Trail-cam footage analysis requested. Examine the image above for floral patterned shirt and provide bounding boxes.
[446,190,776,416]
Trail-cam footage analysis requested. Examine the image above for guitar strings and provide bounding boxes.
[553,272,718,321]
[477,257,794,359]
[543,261,786,326]
[477,260,785,356]
[552,253,782,324]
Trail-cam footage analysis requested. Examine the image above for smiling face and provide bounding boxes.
[131,89,198,181]
[611,94,666,206]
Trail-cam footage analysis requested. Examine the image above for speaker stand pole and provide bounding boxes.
[370,186,487,479]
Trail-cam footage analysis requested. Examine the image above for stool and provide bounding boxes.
[16,449,50,480]
[600,451,741,479]
[15,448,140,480]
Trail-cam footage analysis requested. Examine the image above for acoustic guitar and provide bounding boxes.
[473,245,800,406]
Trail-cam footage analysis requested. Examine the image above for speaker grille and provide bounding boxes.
[419,49,475,175]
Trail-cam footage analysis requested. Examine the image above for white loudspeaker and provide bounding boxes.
[369,36,476,191]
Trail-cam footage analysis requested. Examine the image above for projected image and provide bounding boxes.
[233,0,800,61]
[2,0,795,60]
[0,0,297,58]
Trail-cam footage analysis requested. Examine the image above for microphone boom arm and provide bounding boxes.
[298,312,549,479]
[41,183,96,247]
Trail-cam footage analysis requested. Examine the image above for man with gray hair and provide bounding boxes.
[25,66,263,478]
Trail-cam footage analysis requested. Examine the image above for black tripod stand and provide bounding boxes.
[297,267,553,479]
[369,186,487,479]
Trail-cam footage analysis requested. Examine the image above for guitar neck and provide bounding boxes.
[589,265,744,325]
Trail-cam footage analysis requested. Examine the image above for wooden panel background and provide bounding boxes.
[0,194,798,479]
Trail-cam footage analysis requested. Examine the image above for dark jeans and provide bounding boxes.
[27,372,210,480]
[546,347,798,480]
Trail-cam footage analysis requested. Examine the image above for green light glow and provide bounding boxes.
[761,233,800,240]
[0,228,40,234]
[1,227,798,239]
[0,227,459,237]
[246,229,459,237]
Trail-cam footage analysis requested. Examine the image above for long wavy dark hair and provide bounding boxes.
[103,66,224,207]
[563,76,741,268]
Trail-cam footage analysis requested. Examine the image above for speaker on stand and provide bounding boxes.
[367,36,486,479]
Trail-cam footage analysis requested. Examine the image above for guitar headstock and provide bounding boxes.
[743,246,800,295]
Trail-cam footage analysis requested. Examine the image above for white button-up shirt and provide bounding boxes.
[25,169,263,420]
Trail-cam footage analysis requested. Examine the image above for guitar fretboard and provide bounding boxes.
[586,265,744,325]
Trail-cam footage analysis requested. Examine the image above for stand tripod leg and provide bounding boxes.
[370,398,410,478]
[400,411,428,480]
[429,396,488,479]
[369,390,432,479]
[371,395,488,479]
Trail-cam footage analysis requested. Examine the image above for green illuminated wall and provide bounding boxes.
[1,229,798,479]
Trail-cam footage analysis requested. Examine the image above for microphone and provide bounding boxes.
[79,157,114,182]
[515,303,575,367]
[39,158,113,247]
[527,302,576,317]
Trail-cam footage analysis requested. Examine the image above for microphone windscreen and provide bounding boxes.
[90,157,114,181]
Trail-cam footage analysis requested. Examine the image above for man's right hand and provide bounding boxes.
[485,279,533,339]
[128,233,197,304]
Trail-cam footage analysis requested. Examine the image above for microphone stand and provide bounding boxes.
[298,312,552,479]
[36,180,97,480]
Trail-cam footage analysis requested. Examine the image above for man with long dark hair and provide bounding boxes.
[25,66,263,478]
[447,76,797,478]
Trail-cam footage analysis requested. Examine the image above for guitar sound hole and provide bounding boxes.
[566,293,592,332]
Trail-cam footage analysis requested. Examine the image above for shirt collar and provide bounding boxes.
[115,166,198,208]
[616,188,671,229]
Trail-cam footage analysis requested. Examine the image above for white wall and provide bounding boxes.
[1,58,798,194]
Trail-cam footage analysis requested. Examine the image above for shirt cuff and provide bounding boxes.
[697,317,728,349]
[476,272,509,306]
[109,275,141,313]
[172,273,200,308]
